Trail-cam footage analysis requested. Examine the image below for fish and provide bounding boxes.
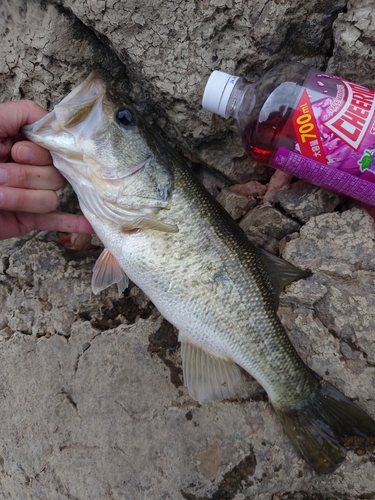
[22,72,375,474]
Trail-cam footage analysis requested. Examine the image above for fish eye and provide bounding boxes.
[115,107,137,128]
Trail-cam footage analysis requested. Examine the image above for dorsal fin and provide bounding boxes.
[179,338,241,403]
[91,248,129,295]
[258,248,311,298]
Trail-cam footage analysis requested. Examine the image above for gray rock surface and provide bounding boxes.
[239,203,301,254]
[1,0,375,498]
[2,210,375,500]
[275,181,344,224]
[280,207,375,410]
[216,188,256,220]
[327,0,375,88]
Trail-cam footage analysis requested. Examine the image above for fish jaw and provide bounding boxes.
[22,72,107,155]
[21,73,109,190]
[21,109,74,153]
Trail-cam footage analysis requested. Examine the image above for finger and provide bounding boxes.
[0,186,59,214]
[11,140,52,166]
[0,137,13,162]
[0,163,66,190]
[31,212,95,234]
[0,211,94,240]
[0,100,48,139]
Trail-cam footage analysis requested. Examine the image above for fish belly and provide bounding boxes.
[82,192,309,406]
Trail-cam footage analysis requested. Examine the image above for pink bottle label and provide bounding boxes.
[272,70,375,202]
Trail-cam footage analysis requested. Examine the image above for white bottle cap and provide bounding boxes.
[202,70,240,118]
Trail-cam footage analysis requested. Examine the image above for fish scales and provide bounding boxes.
[92,155,315,405]
[170,157,317,404]
[22,72,375,474]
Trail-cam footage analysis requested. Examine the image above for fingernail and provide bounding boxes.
[17,145,35,163]
[0,168,8,185]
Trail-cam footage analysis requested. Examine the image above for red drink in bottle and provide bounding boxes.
[202,63,375,206]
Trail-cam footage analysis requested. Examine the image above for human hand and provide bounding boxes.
[0,100,94,240]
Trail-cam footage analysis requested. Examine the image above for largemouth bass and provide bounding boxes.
[22,72,375,474]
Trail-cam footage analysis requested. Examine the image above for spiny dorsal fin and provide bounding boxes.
[92,248,129,295]
[258,248,311,297]
[180,338,241,403]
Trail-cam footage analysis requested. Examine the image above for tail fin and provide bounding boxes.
[274,380,375,474]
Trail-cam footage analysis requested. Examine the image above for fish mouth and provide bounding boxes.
[22,72,108,152]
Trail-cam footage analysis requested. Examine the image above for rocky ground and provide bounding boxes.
[1,0,375,498]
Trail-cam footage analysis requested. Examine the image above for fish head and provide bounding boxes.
[22,72,174,224]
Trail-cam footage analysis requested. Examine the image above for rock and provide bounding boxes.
[275,180,344,223]
[278,231,300,255]
[282,207,375,276]
[216,188,256,220]
[264,170,294,203]
[327,0,375,88]
[191,162,231,198]
[226,155,273,184]
[65,0,347,179]
[279,207,375,404]
[0,0,130,107]
[239,204,301,254]
[229,180,267,199]
[2,210,375,499]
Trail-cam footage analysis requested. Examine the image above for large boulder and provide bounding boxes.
[1,0,375,498]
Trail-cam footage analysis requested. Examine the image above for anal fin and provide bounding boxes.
[92,248,129,295]
[180,339,241,403]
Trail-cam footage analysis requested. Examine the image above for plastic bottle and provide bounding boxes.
[202,62,375,206]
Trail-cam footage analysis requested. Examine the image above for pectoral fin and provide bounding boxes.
[122,216,179,233]
[180,338,241,403]
[92,248,129,295]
